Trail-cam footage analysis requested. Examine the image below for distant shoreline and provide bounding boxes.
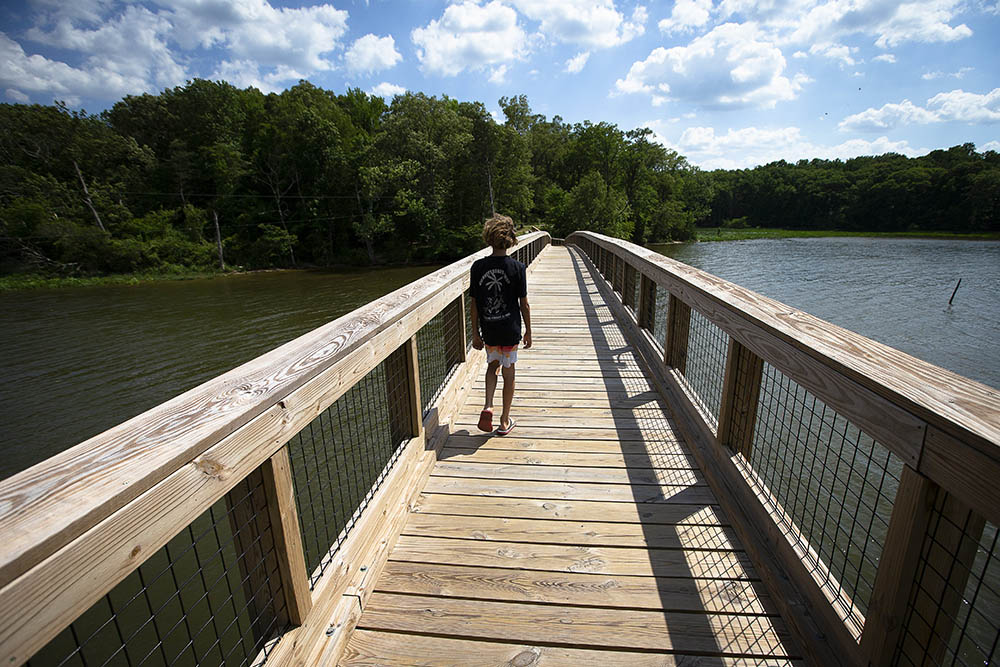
[686,228,1000,243]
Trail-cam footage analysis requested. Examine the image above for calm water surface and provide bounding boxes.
[650,237,1000,389]
[0,266,439,479]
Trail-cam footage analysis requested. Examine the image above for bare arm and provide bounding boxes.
[520,297,532,348]
[470,296,483,349]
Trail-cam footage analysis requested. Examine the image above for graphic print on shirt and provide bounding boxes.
[479,268,511,322]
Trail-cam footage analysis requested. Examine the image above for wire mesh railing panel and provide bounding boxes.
[623,264,637,312]
[28,474,287,667]
[652,286,670,347]
[286,349,411,587]
[678,309,729,431]
[417,301,463,415]
[895,500,999,667]
[745,363,903,633]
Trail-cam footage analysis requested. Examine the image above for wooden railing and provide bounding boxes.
[568,231,1000,667]
[0,232,550,667]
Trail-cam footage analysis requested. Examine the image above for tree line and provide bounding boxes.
[1,80,996,277]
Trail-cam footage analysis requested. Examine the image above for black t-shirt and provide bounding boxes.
[470,255,527,346]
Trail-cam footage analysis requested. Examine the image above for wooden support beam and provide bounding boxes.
[637,274,655,330]
[860,465,936,666]
[717,338,764,458]
[405,336,423,439]
[262,446,312,626]
[226,468,286,645]
[895,491,986,667]
[456,295,468,364]
[666,294,691,373]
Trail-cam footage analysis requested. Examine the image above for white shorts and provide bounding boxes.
[485,344,518,368]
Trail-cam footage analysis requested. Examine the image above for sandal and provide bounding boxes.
[477,409,493,432]
[495,418,516,436]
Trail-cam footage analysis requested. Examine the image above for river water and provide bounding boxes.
[650,237,1000,390]
[0,266,439,480]
[1,237,997,481]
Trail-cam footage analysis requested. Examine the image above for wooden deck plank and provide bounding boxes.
[342,630,807,666]
[375,561,774,614]
[442,435,689,454]
[438,447,699,468]
[389,535,755,579]
[402,514,737,550]
[431,461,705,486]
[422,476,719,505]
[411,494,729,525]
[357,593,796,658]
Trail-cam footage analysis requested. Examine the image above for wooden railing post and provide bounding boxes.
[860,465,936,666]
[716,339,764,456]
[455,296,468,363]
[665,293,691,372]
[263,446,313,625]
[404,336,423,439]
[225,468,288,644]
[637,274,655,330]
[623,263,636,311]
[892,490,986,666]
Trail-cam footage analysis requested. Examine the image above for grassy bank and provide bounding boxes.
[694,228,1000,242]
[0,269,233,291]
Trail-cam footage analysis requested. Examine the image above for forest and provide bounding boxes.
[1,79,997,277]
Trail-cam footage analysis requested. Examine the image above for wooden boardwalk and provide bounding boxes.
[341,246,803,665]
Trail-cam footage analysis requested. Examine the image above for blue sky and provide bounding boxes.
[2,0,998,168]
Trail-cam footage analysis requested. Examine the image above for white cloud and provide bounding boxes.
[371,82,406,99]
[982,140,1000,152]
[157,0,348,73]
[645,121,927,169]
[614,23,806,109]
[5,88,30,103]
[565,51,590,73]
[489,64,509,83]
[511,1,646,48]
[921,66,973,80]
[839,88,1000,131]
[207,59,307,93]
[412,1,528,76]
[809,42,858,67]
[345,34,402,74]
[718,0,972,50]
[0,31,173,105]
[658,0,713,34]
[874,53,897,63]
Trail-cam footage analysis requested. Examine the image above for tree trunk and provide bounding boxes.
[73,160,106,233]
[213,209,225,270]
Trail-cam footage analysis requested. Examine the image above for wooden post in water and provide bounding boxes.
[948,278,961,305]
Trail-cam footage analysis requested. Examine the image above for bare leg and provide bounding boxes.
[484,360,501,410]
[499,364,515,429]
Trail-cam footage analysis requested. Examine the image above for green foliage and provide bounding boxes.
[2,87,996,281]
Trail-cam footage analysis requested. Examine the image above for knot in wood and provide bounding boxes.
[194,458,228,480]
[508,649,540,666]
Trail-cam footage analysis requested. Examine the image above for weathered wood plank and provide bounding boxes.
[443,435,688,454]
[357,593,797,657]
[375,560,773,614]
[438,447,698,468]
[422,476,718,505]
[402,514,734,550]
[342,630,806,667]
[390,535,754,579]
[431,461,705,486]
[412,493,729,525]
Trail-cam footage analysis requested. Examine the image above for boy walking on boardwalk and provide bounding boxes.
[470,214,532,435]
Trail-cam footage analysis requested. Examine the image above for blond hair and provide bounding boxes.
[483,214,517,249]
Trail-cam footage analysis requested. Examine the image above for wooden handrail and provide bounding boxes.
[567,231,1000,522]
[0,231,550,666]
[568,231,1000,667]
